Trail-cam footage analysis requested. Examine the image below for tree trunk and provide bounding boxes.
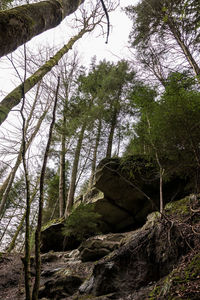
[0,0,85,58]
[7,178,39,253]
[0,96,50,216]
[147,115,164,214]
[59,120,66,217]
[168,20,200,79]
[0,24,94,126]
[32,77,60,300]
[64,122,86,217]
[106,108,117,158]
[89,119,102,187]
[21,86,32,300]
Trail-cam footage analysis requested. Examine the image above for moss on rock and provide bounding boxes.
[165,196,191,216]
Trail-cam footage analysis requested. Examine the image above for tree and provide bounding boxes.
[154,72,200,170]
[126,0,200,82]
[128,72,200,206]
[63,203,101,241]
[128,84,166,212]
[0,82,51,216]
[32,77,60,300]
[57,55,80,217]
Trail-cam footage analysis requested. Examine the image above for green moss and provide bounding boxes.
[149,285,161,299]
[164,196,190,216]
[185,253,200,279]
[42,217,64,231]
[149,252,200,299]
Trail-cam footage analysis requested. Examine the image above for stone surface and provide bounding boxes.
[41,156,190,253]
[79,232,131,262]
[92,156,189,231]
[0,196,199,300]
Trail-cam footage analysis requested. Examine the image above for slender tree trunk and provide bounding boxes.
[0,24,95,125]
[106,108,117,158]
[168,20,200,80]
[0,96,50,216]
[155,152,164,214]
[32,77,60,300]
[64,122,86,217]
[147,116,164,213]
[7,178,39,253]
[59,117,66,217]
[89,119,102,187]
[21,80,32,300]
[0,0,85,58]
[0,206,17,243]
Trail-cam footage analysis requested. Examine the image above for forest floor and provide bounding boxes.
[0,196,200,300]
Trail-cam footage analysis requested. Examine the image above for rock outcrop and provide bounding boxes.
[1,195,199,300]
[41,156,190,253]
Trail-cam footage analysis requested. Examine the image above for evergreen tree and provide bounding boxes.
[126,0,200,81]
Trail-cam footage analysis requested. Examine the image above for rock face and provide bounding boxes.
[1,195,200,300]
[41,156,190,253]
[78,232,132,262]
[91,156,189,231]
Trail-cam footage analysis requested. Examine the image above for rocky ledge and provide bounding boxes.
[41,156,191,253]
[0,195,200,299]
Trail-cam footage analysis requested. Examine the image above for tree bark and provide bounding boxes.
[64,122,86,217]
[0,0,84,58]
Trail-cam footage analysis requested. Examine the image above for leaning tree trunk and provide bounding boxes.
[64,122,86,217]
[168,19,200,80]
[0,0,85,58]
[0,22,96,126]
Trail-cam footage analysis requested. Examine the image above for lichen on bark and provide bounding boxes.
[0,0,85,57]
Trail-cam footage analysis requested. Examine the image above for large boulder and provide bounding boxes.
[41,156,190,253]
[91,156,189,231]
[78,195,200,299]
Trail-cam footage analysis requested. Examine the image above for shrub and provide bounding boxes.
[62,203,102,241]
